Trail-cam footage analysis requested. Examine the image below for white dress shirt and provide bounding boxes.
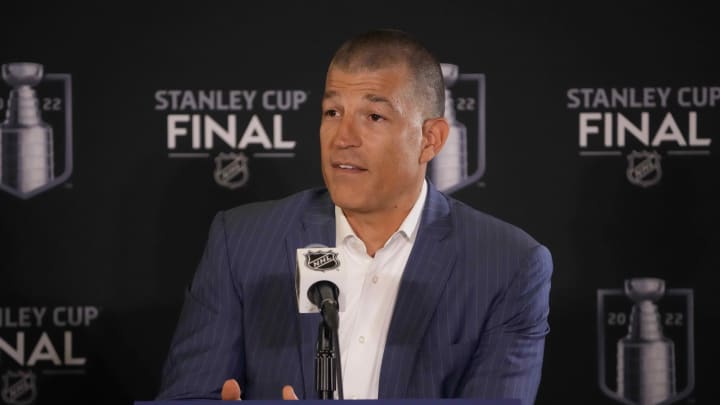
[334,180,427,399]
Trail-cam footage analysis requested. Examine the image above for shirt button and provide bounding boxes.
[372,275,379,284]
[358,336,366,344]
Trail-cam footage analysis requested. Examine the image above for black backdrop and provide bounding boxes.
[1,2,718,404]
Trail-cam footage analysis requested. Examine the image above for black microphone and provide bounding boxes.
[308,280,340,331]
[296,246,345,399]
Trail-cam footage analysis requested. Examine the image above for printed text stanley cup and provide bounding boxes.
[618,278,676,405]
[430,63,467,191]
[0,63,55,193]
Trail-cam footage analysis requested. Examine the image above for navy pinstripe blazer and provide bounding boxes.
[157,184,552,404]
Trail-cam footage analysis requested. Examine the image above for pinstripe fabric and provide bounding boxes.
[157,185,552,405]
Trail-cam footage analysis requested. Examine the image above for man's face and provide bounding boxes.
[320,64,427,214]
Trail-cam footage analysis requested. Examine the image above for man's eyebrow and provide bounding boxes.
[321,91,398,112]
[365,94,398,112]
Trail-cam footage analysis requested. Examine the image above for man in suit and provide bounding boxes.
[157,29,552,404]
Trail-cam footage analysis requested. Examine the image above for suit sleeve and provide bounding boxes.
[156,211,245,400]
[457,244,553,405]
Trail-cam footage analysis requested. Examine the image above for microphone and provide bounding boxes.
[308,280,339,330]
[296,247,346,316]
[296,246,345,399]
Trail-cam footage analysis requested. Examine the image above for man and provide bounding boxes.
[157,29,552,404]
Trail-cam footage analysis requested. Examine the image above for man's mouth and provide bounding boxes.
[332,162,367,171]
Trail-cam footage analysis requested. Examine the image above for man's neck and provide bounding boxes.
[341,182,424,257]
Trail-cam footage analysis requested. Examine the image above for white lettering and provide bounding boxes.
[677,87,720,108]
[192,114,201,149]
[52,307,100,327]
[263,90,308,111]
[159,90,260,111]
[204,115,237,149]
[27,332,61,366]
[64,331,86,366]
[84,307,99,326]
[617,112,649,147]
[169,114,296,151]
[180,91,197,110]
[656,87,671,108]
[0,307,47,328]
[579,112,602,147]
[0,332,24,364]
[652,113,687,146]
[167,115,190,149]
[678,87,692,107]
[154,90,169,110]
[604,113,613,146]
[566,89,581,108]
[33,307,46,328]
[712,87,720,107]
[238,115,273,149]
[688,112,711,146]
[273,115,295,149]
[569,87,674,109]
[293,91,308,110]
[243,90,257,110]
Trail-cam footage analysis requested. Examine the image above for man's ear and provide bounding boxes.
[419,117,450,164]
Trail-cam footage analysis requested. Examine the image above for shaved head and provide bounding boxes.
[328,29,445,120]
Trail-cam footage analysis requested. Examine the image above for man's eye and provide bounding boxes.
[369,113,384,122]
[324,109,339,118]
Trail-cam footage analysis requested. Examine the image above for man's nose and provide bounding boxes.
[332,115,361,148]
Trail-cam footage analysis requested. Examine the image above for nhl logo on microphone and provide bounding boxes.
[304,250,340,271]
[296,248,345,313]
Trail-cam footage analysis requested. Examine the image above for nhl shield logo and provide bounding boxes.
[597,278,695,405]
[304,250,340,271]
[427,63,486,194]
[214,151,249,189]
[1,370,37,405]
[626,150,662,188]
[0,63,73,199]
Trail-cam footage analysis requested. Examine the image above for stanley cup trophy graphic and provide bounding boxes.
[430,63,468,191]
[617,278,676,405]
[0,62,55,194]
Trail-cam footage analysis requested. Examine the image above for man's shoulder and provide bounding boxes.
[444,194,544,252]
[442,194,553,282]
[222,187,330,225]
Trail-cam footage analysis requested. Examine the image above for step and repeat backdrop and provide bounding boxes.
[1,3,718,405]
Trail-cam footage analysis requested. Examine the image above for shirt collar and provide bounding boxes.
[335,179,428,245]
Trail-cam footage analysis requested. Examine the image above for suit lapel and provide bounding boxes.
[284,190,335,399]
[379,184,456,398]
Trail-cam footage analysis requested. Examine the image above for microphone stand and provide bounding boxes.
[310,282,344,400]
[315,320,337,399]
